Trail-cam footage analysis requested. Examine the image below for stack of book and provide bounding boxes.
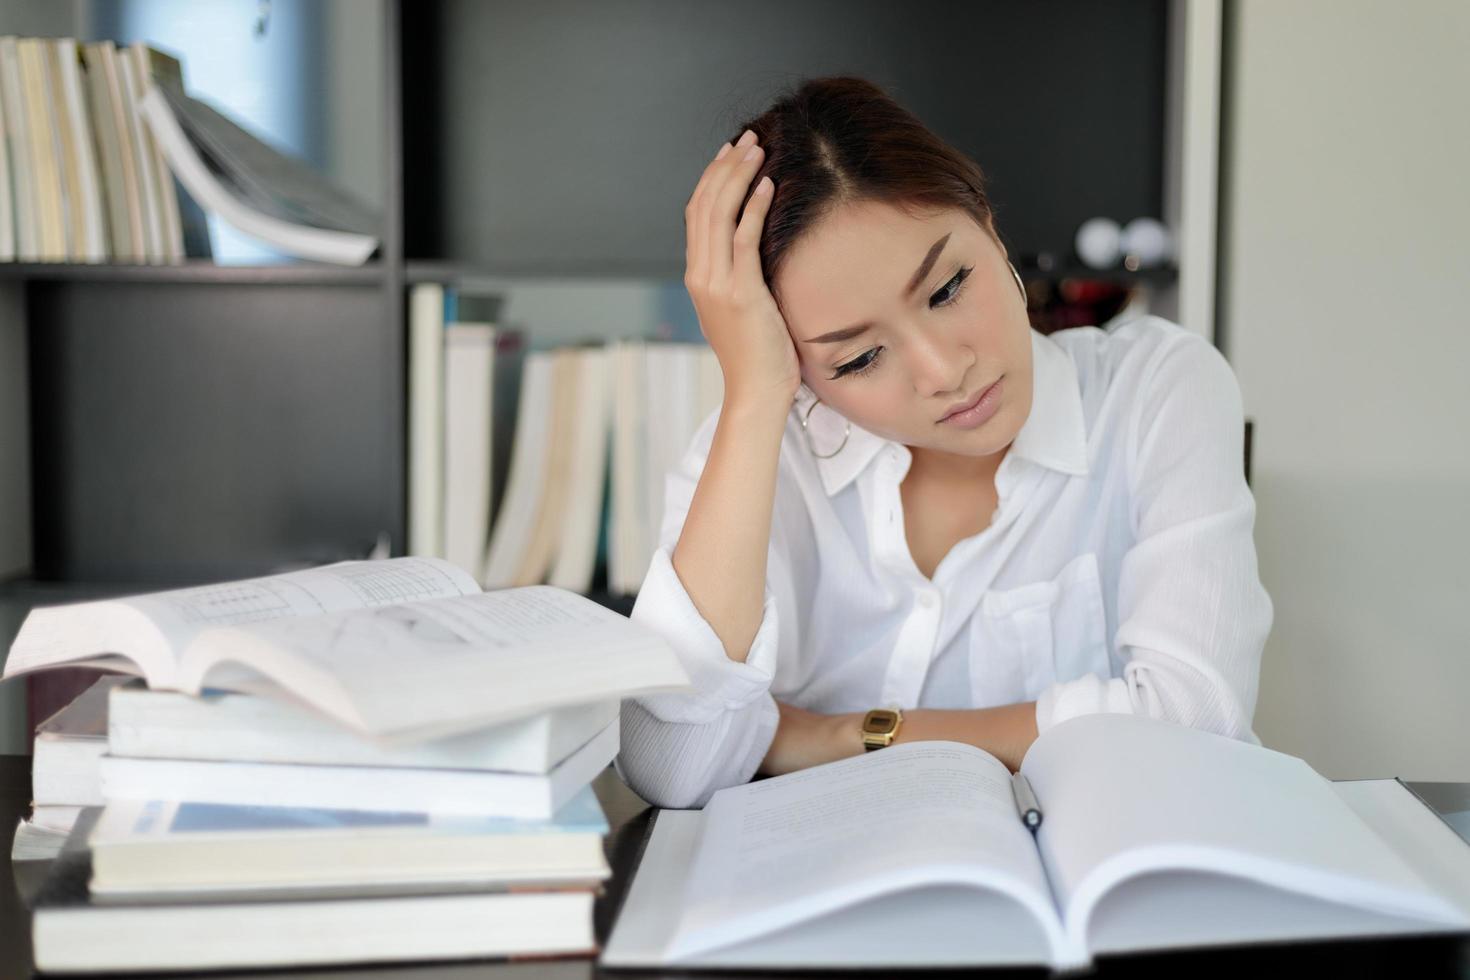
[2,555,694,973]
[0,34,379,265]
[10,675,122,860]
[406,281,726,597]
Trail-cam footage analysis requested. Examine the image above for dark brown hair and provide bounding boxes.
[728,76,1006,301]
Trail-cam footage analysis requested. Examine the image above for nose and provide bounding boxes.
[906,326,971,400]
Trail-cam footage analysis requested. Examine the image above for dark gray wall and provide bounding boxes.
[28,282,398,584]
[409,0,1167,274]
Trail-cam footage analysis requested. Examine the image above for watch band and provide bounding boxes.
[861,706,904,751]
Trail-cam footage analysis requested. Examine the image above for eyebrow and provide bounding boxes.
[800,232,952,345]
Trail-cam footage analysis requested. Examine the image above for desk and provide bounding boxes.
[2,754,1468,978]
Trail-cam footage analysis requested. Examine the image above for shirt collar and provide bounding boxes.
[797,328,1090,498]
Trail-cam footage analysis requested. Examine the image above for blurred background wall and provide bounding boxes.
[1221,0,1470,778]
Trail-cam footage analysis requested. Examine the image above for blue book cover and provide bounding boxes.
[104,782,608,841]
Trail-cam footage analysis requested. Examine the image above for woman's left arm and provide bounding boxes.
[763,700,1040,774]
[1031,332,1274,743]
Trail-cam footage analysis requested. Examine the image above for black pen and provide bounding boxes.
[1011,771,1043,833]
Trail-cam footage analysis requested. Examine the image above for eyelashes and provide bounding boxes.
[829,265,975,381]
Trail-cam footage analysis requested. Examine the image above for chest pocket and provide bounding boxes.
[968,551,1111,707]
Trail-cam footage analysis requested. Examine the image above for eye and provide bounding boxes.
[829,265,975,381]
[831,347,883,380]
[931,265,974,308]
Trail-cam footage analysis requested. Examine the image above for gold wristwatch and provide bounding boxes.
[860,706,904,751]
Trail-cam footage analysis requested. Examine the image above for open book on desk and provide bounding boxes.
[2,557,692,744]
[603,713,1470,974]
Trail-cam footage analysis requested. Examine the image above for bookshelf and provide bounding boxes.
[0,0,1218,750]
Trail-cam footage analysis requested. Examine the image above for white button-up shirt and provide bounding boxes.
[615,315,1273,809]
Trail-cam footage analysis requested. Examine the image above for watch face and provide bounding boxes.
[863,709,899,734]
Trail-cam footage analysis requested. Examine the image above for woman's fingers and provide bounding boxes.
[732,174,774,286]
[706,132,765,280]
[684,141,732,284]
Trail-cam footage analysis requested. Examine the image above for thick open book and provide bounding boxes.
[2,557,691,744]
[602,713,1470,973]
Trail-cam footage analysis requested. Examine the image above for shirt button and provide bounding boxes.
[918,593,936,609]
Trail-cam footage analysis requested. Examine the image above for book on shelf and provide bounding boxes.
[444,311,499,576]
[464,331,723,596]
[0,39,16,260]
[97,715,619,819]
[14,37,65,261]
[0,36,208,264]
[139,79,380,264]
[0,555,693,743]
[404,278,739,600]
[30,812,602,973]
[51,38,107,262]
[513,346,582,587]
[603,712,1470,973]
[480,347,555,586]
[0,30,380,265]
[87,781,612,898]
[410,282,525,575]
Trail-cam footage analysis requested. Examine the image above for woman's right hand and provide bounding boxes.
[684,129,801,406]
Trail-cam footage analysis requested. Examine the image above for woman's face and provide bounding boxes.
[775,200,1033,466]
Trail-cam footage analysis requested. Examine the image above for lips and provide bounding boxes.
[939,379,999,423]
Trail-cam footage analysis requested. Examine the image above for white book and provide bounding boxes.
[136,84,378,265]
[11,818,68,861]
[126,43,184,262]
[0,37,30,261]
[512,347,579,586]
[2,555,692,743]
[31,804,85,834]
[149,79,376,241]
[603,713,1470,973]
[0,41,13,262]
[113,47,162,262]
[31,828,598,972]
[52,39,107,262]
[32,675,131,806]
[409,282,447,559]
[16,38,65,261]
[443,321,495,577]
[547,344,611,593]
[481,352,555,588]
[608,339,645,594]
[88,781,611,896]
[99,716,619,819]
[107,679,617,773]
[79,42,130,260]
[638,343,672,586]
[86,41,147,261]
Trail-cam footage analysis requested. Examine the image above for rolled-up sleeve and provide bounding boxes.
[614,410,800,809]
[1034,332,1274,744]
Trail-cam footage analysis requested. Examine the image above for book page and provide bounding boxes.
[1019,713,1470,948]
[1,558,480,688]
[179,585,692,740]
[129,557,480,638]
[666,741,1063,962]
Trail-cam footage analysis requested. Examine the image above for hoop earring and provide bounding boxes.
[1008,260,1027,305]
[801,397,850,459]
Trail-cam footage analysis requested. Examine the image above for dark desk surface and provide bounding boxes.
[3,755,1468,979]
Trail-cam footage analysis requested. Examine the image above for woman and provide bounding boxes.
[614,76,1272,810]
